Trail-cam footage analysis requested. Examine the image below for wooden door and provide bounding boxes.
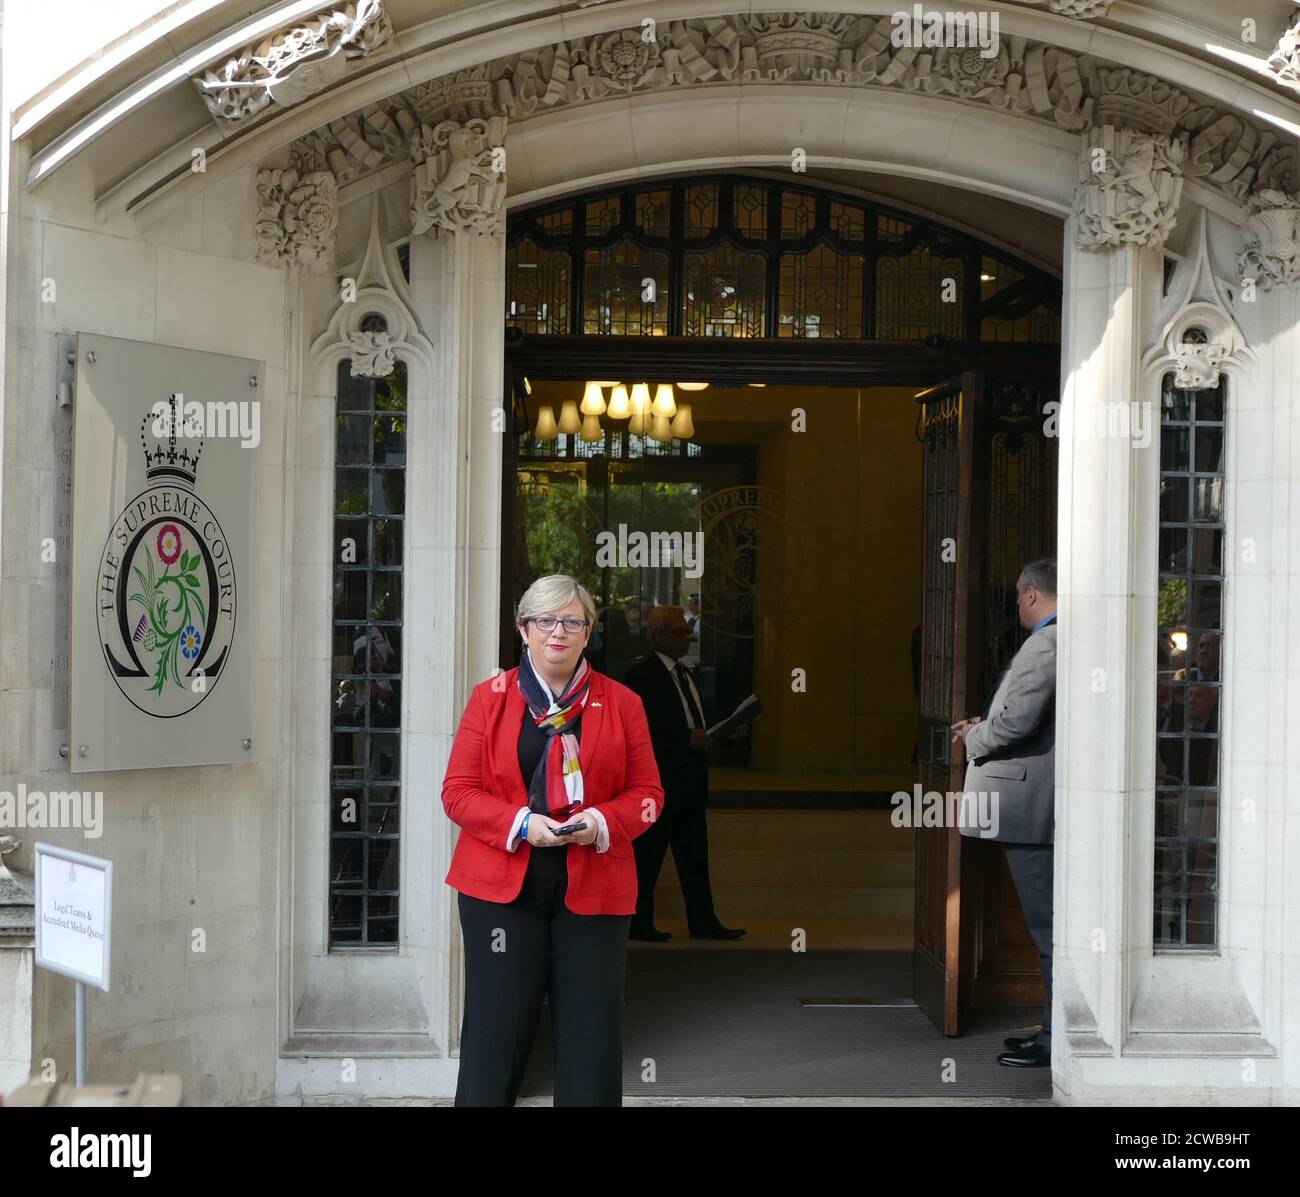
[913,374,983,1035]
[913,373,1057,1034]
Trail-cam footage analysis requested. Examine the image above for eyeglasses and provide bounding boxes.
[527,616,589,634]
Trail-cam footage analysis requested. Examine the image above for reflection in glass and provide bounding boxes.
[330,358,406,947]
[1154,373,1223,949]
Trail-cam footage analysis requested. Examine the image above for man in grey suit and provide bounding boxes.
[952,558,1058,1068]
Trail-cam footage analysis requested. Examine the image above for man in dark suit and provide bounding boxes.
[623,605,745,942]
[952,557,1057,1068]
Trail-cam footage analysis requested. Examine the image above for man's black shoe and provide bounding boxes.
[1003,1034,1041,1052]
[628,927,672,942]
[689,924,746,940]
[997,1042,1051,1067]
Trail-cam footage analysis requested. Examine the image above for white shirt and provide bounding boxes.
[656,651,705,729]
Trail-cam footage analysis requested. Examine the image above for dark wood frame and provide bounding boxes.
[507,174,1062,343]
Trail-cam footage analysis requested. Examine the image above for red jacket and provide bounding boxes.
[442,666,664,915]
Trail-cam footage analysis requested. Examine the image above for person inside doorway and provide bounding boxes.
[623,605,745,942]
[441,574,664,1105]
[951,558,1058,1068]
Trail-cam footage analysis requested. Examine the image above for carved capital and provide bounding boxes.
[410,115,508,237]
[195,0,393,123]
[347,328,398,377]
[1237,189,1300,290]
[1267,15,1300,92]
[255,168,338,266]
[1074,124,1185,250]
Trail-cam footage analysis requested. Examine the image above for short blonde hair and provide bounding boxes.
[516,574,596,626]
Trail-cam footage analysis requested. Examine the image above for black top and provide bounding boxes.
[518,708,582,790]
[517,710,580,873]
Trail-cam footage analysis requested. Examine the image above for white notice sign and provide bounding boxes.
[34,842,112,991]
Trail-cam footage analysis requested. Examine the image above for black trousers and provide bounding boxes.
[454,844,630,1106]
[1004,843,1054,1042]
[631,798,718,934]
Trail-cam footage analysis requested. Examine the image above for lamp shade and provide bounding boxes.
[629,409,651,437]
[534,405,558,440]
[629,383,651,415]
[677,381,709,391]
[580,413,603,443]
[606,384,631,419]
[670,402,695,439]
[580,381,606,415]
[651,383,676,417]
[558,399,582,434]
[649,413,673,442]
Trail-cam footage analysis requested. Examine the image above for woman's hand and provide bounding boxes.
[566,815,599,847]
[525,814,566,847]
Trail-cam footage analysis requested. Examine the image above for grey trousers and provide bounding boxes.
[1004,843,1054,1043]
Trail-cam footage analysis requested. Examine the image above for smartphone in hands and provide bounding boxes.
[552,821,588,837]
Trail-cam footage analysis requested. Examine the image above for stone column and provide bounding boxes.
[1053,125,1179,1096]
[0,839,36,1096]
[405,116,508,1062]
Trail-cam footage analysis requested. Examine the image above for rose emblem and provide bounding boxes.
[596,30,659,86]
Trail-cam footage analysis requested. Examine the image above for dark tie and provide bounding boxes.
[674,662,706,729]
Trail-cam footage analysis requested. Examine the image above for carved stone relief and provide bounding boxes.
[1074,124,1185,250]
[255,168,339,266]
[409,115,508,236]
[1266,14,1300,93]
[195,0,393,124]
[1238,189,1300,290]
[287,12,1292,203]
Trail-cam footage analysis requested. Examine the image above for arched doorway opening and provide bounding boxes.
[499,172,1062,1096]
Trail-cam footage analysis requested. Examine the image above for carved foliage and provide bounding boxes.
[255,168,339,266]
[1237,189,1300,290]
[289,12,1293,204]
[1267,14,1300,92]
[195,0,393,123]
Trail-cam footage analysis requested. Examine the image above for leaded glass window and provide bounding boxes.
[876,235,965,341]
[683,241,766,337]
[684,183,719,238]
[331,353,406,947]
[780,190,817,239]
[506,238,570,335]
[980,256,1061,344]
[733,184,768,237]
[583,238,669,335]
[504,176,1060,342]
[636,189,670,237]
[778,242,864,338]
[1154,368,1224,949]
[586,195,620,236]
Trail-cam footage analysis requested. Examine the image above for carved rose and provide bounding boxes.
[256,168,338,265]
[940,46,1008,98]
[595,29,660,86]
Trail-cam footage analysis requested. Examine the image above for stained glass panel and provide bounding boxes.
[682,241,766,337]
[506,238,571,335]
[583,238,669,335]
[777,242,864,338]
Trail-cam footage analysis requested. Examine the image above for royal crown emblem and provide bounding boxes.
[141,394,205,485]
[97,396,237,717]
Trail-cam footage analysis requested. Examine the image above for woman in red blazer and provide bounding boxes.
[442,574,663,1107]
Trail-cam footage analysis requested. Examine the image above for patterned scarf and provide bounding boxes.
[518,650,591,818]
